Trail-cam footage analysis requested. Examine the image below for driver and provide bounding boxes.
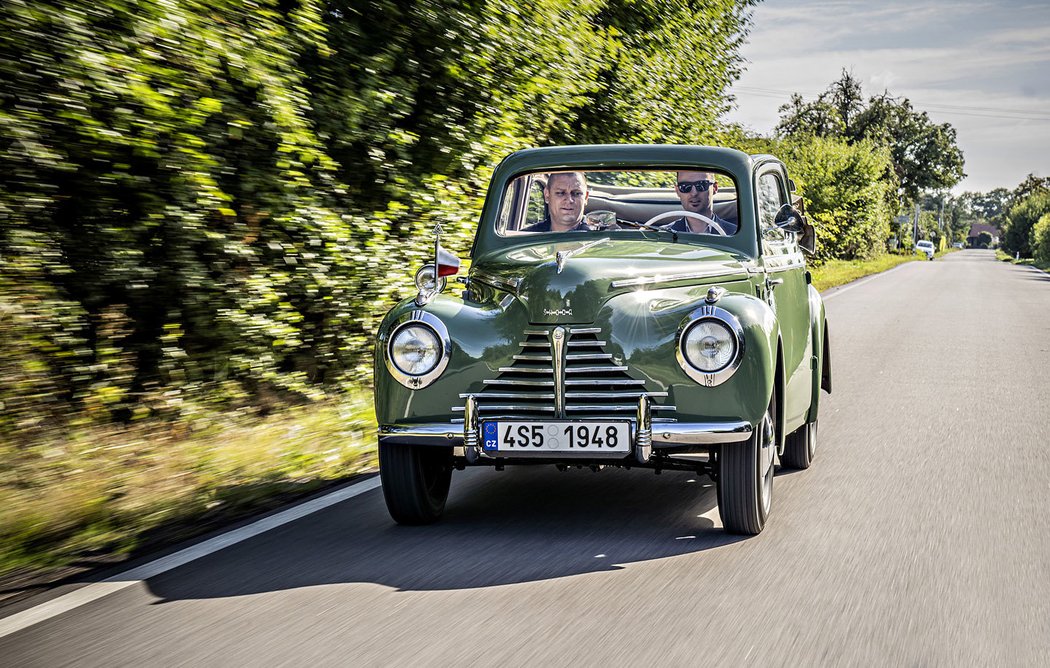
[522,172,594,232]
[662,171,737,234]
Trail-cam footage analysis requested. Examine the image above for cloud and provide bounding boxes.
[726,0,1050,191]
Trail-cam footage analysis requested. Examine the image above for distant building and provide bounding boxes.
[966,223,1000,248]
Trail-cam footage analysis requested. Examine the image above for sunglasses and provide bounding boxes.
[677,180,715,193]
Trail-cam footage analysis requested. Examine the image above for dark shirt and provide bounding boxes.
[660,213,736,235]
[521,217,593,233]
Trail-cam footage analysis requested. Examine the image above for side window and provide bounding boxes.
[524,176,547,229]
[757,172,787,250]
[497,182,517,232]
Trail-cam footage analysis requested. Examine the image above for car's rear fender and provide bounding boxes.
[806,284,828,424]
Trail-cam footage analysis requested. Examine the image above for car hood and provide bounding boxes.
[470,238,751,323]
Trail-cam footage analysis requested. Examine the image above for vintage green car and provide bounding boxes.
[374,145,832,535]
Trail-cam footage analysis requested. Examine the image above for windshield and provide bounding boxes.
[496,169,739,237]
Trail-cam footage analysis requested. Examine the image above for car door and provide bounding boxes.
[755,165,812,428]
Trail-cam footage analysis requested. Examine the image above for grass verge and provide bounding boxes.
[810,252,922,292]
[0,391,378,591]
[996,250,1050,273]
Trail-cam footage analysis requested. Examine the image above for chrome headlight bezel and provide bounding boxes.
[675,304,745,387]
[385,311,451,389]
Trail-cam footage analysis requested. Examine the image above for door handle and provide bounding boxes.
[766,277,784,290]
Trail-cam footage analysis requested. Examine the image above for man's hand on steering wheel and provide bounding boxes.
[639,210,728,235]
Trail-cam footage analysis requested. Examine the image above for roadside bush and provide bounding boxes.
[0,0,758,442]
[1032,214,1050,264]
[1002,191,1050,257]
[779,135,897,262]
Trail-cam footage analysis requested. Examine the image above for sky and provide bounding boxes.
[724,0,1050,194]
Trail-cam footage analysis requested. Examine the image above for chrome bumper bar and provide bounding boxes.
[380,393,753,465]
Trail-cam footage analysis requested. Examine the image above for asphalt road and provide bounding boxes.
[3,250,1049,666]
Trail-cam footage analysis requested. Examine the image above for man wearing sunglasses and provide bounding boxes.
[664,170,737,235]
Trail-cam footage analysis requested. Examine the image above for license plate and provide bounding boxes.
[481,421,631,456]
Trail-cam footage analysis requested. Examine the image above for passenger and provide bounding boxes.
[522,172,594,232]
[663,171,737,235]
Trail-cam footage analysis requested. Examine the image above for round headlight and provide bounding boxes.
[681,319,736,372]
[390,324,442,376]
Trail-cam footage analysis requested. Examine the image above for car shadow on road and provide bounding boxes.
[1021,272,1050,282]
[142,466,747,602]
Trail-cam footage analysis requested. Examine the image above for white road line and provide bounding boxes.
[0,475,382,639]
[822,262,914,300]
[1018,264,1049,277]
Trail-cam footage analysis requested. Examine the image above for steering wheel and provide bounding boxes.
[640,210,728,235]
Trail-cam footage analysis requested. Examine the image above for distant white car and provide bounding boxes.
[915,240,935,260]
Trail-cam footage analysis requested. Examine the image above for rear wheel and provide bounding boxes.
[379,443,453,525]
[717,393,775,535]
[781,420,817,469]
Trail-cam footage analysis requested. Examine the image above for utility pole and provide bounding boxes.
[913,202,920,245]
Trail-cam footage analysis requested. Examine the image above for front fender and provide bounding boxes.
[374,293,530,425]
[598,288,780,429]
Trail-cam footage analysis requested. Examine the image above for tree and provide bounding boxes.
[557,0,759,146]
[778,135,897,261]
[775,94,844,138]
[776,71,965,201]
[1032,214,1050,264]
[966,188,1011,226]
[1007,174,1050,207]
[1002,191,1050,258]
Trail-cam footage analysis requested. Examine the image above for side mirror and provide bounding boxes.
[774,203,805,233]
[774,203,816,255]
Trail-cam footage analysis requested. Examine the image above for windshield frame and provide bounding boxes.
[471,145,762,261]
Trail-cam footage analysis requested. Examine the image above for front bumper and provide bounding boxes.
[379,394,752,464]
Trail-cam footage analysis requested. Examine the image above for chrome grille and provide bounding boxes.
[453,326,675,421]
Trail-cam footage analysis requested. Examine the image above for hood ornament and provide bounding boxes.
[554,238,609,274]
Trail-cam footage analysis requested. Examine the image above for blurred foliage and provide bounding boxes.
[775,70,965,203]
[0,0,757,442]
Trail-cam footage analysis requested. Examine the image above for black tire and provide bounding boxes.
[379,443,453,525]
[717,394,776,535]
[781,420,817,470]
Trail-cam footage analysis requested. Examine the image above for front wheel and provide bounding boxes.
[717,395,776,535]
[781,420,817,469]
[379,443,453,525]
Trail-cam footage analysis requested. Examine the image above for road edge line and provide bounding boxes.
[0,475,382,639]
[821,261,914,300]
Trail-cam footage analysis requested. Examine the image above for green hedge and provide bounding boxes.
[0,0,758,440]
